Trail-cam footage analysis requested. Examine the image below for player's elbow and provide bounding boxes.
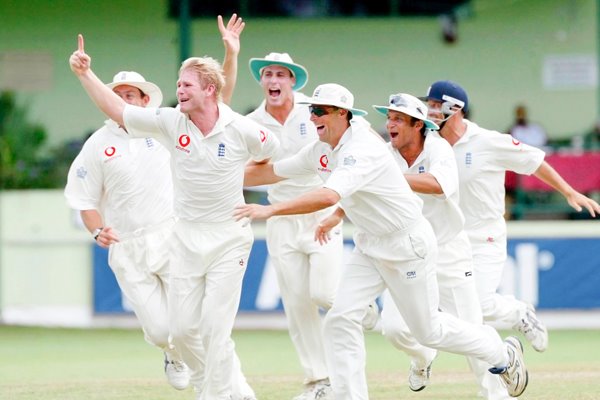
[320,189,341,207]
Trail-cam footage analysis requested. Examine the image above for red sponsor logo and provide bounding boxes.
[104,146,116,157]
[486,236,495,243]
[260,130,267,143]
[511,137,520,146]
[320,155,328,168]
[178,134,191,147]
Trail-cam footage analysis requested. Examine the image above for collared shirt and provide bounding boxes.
[123,103,279,223]
[65,119,173,233]
[274,120,423,237]
[247,92,323,203]
[453,119,545,233]
[388,131,464,245]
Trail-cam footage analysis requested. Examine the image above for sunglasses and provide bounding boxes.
[309,106,337,117]
[389,94,408,108]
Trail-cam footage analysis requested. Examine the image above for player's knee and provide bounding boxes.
[381,319,410,343]
[143,324,170,348]
[310,292,334,310]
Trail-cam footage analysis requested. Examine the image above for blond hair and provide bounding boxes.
[179,56,225,101]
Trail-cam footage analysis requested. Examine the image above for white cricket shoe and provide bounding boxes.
[408,361,431,392]
[362,301,380,331]
[513,304,548,352]
[489,336,529,397]
[164,353,190,390]
[293,379,333,400]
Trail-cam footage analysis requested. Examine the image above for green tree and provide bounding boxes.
[0,91,81,189]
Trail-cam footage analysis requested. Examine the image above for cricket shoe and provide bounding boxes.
[164,353,190,390]
[362,301,380,331]
[408,361,432,392]
[293,379,333,400]
[513,304,548,352]
[489,336,529,397]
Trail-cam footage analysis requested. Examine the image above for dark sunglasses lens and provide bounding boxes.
[310,106,327,117]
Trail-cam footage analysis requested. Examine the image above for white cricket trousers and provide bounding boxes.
[168,219,253,400]
[323,218,508,400]
[468,226,528,328]
[108,218,176,357]
[380,231,511,400]
[266,211,343,385]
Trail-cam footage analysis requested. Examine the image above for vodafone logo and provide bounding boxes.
[178,134,191,147]
[104,146,116,157]
[260,130,267,143]
[512,138,521,146]
[320,155,328,168]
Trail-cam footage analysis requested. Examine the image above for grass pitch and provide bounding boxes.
[1,326,599,399]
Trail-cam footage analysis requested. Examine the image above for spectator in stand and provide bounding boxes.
[508,104,549,150]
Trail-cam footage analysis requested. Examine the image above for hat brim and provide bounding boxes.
[106,81,163,108]
[298,99,368,117]
[373,105,439,130]
[249,59,308,91]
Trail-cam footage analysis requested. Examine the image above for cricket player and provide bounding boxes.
[244,52,342,400]
[236,83,529,399]
[69,30,279,400]
[421,80,600,353]
[372,93,511,399]
[64,70,190,391]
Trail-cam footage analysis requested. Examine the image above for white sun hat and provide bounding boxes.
[249,52,309,91]
[373,93,439,130]
[106,71,163,108]
[297,83,367,117]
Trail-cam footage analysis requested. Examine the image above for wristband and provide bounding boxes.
[92,227,103,241]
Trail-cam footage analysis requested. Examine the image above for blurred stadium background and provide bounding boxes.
[1,0,599,330]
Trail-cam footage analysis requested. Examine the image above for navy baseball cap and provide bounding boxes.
[421,80,469,113]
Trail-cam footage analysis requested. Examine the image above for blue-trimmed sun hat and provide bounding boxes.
[106,71,163,107]
[421,80,468,113]
[249,52,309,91]
[373,93,439,130]
[297,83,367,117]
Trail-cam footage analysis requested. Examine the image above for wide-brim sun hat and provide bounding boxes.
[106,71,163,108]
[373,93,439,130]
[297,83,367,117]
[249,52,308,91]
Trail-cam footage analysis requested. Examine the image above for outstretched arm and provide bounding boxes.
[234,188,340,222]
[69,34,126,125]
[219,14,245,105]
[244,162,285,187]
[534,161,600,217]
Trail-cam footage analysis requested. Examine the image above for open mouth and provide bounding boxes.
[389,132,399,139]
[268,89,281,98]
[316,125,325,135]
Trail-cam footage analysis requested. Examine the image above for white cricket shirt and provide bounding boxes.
[247,92,323,203]
[64,120,173,233]
[453,119,545,233]
[123,103,279,223]
[388,131,464,245]
[274,120,423,237]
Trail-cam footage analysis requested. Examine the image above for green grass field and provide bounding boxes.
[1,326,599,399]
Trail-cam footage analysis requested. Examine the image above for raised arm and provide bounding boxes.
[534,160,600,217]
[218,14,245,105]
[69,34,126,125]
